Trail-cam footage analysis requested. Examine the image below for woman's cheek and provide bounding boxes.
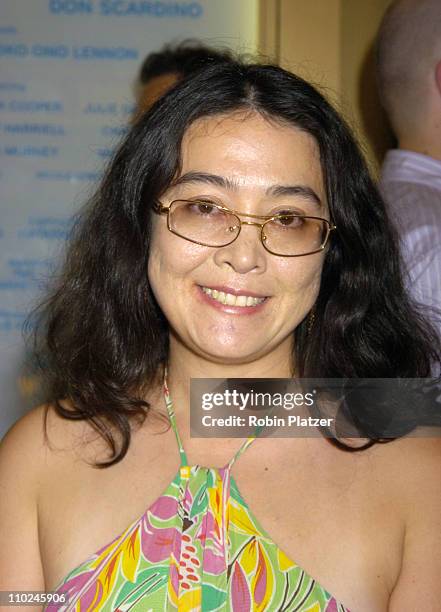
[277,254,324,297]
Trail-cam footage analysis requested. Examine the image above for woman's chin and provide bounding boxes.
[190,338,270,365]
[170,325,284,365]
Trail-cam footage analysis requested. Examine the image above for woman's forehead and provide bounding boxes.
[176,111,325,201]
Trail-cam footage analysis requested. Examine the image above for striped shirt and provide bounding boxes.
[380,149,441,338]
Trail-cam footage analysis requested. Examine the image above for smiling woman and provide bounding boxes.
[0,61,440,611]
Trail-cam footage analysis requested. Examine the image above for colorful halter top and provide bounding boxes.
[47,379,350,611]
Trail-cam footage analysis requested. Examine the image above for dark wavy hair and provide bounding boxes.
[30,61,440,466]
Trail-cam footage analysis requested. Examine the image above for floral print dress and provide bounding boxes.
[47,380,350,611]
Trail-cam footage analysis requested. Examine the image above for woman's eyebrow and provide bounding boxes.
[170,171,237,190]
[267,184,322,206]
[170,171,322,207]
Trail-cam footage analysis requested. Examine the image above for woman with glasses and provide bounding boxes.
[1,61,440,611]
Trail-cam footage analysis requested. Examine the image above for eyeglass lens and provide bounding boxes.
[168,200,328,256]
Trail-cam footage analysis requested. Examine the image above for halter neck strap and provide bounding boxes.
[163,367,188,467]
[163,367,259,470]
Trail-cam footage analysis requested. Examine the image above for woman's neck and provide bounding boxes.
[165,332,295,411]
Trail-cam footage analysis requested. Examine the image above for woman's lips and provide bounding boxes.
[196,284,269,314]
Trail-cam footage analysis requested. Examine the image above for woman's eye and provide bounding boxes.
[273,212,304,227]
[188,201,219,215]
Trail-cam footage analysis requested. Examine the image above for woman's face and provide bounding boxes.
[148,111,329,365]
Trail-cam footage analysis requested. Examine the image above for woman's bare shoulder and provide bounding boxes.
[0,401,108,475]
[0,405,49,478]
[0,406,54,590]
[389,435,441,511]
[364,434,441,486]
[372,434,441,470]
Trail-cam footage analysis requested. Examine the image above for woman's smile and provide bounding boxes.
[197,284,269,313]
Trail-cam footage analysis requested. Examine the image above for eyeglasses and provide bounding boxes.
[153,199,336,257]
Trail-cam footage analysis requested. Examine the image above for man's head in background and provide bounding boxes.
[375,0,441,156]
[134,40,234,117]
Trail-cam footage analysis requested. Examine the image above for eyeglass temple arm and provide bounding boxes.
[153,201,169,214]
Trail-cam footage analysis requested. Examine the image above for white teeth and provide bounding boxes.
[201,286,266,307]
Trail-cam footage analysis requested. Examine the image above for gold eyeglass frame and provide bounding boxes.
[153,199,337,257]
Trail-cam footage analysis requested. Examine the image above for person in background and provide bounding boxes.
[376,0,441,336]
[134,39,234,117]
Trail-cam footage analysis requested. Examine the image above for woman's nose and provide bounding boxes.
[213,222,267,274]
